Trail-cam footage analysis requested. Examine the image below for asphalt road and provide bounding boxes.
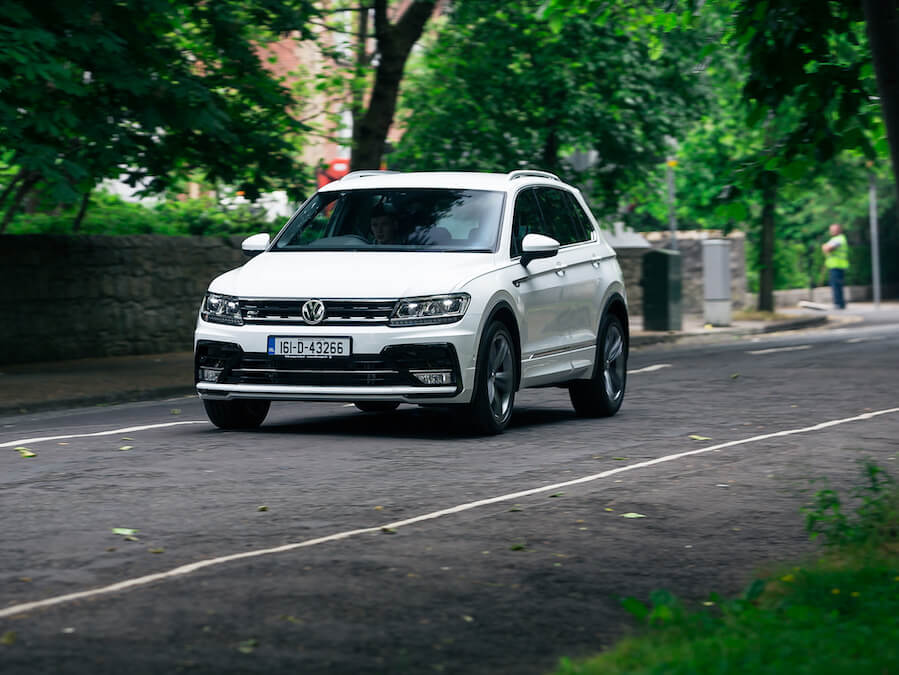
[2,316,898,674]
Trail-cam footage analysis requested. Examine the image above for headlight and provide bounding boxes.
[390,293,470,327]
[201,292,243,326]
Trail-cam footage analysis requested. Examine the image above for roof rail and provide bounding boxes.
[339,170,401,182]
[507,170,561,182]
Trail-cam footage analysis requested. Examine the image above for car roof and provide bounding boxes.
[317,170,570,193]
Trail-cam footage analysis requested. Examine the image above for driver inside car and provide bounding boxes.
[369,205,403,245]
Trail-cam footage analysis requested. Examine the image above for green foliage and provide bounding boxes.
[554,463,899,675]
[0,0,314,228]
[5,191,276,237]
[393,0,709,213]
[802,462,898,548]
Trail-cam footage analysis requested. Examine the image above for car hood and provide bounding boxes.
[208,250,499,299]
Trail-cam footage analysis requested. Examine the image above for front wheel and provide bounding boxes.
[569,314,627,418]
[464,321,517,435]
[202,399,270,429]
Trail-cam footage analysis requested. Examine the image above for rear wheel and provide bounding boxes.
[202,399,270,429]
[354,402,400,413]
[569,314,627,417]
[464,321,517,435]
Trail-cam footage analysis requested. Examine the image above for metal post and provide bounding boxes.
[869,173,881,309]
[665,158,678,250]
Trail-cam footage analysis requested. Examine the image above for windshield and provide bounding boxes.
[272,188,504,252]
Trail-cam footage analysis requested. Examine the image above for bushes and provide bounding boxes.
[5,191,282,237]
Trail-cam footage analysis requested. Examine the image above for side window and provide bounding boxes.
[535,188,581,245]
[510,188,543,258]
[564,192,595,242]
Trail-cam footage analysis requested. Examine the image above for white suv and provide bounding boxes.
[194,170,628,434]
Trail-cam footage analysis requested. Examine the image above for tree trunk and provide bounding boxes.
[0,169,24,213]
[541,127,559,171]
[0,173,39,233]
[73,191,91,232]
[757,170,778,312]
[351,0,436,170]
[862,0,899,202]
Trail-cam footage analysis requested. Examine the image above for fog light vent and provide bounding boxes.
[200,367,223,383]
[412,370,454,385]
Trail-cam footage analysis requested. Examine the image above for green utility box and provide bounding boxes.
[641,249,682,331]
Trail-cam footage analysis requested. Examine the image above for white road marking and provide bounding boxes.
[2,406,898,619]
[847,337,883,344]
[628,364,672,374]
[746,345,812,355]
[0,421,207,449]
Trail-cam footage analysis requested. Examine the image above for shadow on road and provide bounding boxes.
[196,403,584,440]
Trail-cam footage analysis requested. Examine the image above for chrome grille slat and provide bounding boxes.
[241,299,396,325]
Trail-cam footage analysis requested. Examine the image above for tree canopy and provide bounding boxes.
[393,0,709,213]
[0,0,315,230]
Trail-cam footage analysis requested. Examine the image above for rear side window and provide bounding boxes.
[563,192,595,242]
[535,188,590,246]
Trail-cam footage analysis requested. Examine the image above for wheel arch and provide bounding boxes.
[480,298,522,391]
[602,291,629,344]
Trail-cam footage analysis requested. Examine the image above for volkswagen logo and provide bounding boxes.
[301,299,326,325]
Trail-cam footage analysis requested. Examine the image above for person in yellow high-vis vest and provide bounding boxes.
[821,223,849,309]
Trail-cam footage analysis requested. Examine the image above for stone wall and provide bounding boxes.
[0,235,246,365]
[614,230,747,315]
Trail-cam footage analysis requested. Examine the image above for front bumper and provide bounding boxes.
[195,338,469,403]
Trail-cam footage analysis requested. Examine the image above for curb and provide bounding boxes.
[0,386,197,418]
[631,315,828,348]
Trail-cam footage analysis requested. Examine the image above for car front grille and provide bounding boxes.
[241,299,396,325]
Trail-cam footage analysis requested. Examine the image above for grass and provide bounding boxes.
[732,309,793,321]
[553,462,899,675]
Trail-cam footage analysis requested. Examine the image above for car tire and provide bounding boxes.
[569,313,627,418]
[202,399,271,429]
[464,320,517,435]
[354,402,400,413]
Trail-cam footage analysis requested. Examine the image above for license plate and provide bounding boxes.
[267,336,351,358]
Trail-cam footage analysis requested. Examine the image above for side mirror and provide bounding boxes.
[520,233,560,266]
[241,233,271,257]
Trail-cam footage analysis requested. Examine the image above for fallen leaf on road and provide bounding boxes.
[373,505,384,511]
[381,527,396,534]
[257,505,268,512]
[621,513,647,519]
[549,493,563,498]
[689,435,712,441]
[170,409,182,415]
[148,548,165,554]
[462,615,474,623]
[1,631,16,645]
[730,373,739,379]
[121,437,134,441]
[15,447,36,458]
[237,638,257,654]
[509,543,526,551]
[612,457,627,461]
[118,445,133,451]
[508,505,522,512]
[604,508,614,512]
[112,528,138,536]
